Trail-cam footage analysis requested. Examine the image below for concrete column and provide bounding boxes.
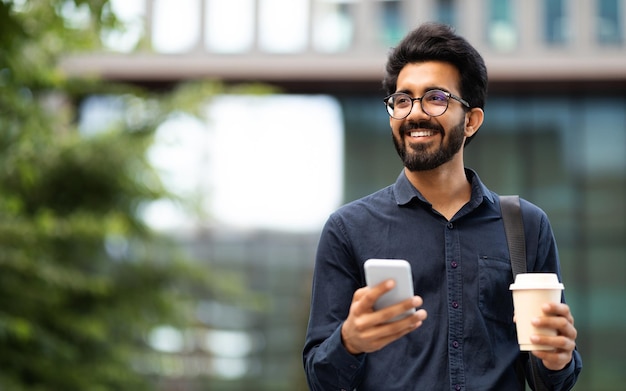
[352,0,377,52]
[516,0,540,54]
[307,0,315,52]
[252,0,261,53]
[404,0,432,30]
[571,0,593,53]
[143,0,153,52]
[457,0,484,50]
[192,0,206,53]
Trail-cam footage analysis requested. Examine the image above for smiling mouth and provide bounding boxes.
[409,130,437,138]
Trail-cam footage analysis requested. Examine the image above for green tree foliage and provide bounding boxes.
[0,1,225,389]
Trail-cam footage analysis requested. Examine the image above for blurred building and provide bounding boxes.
[63,0,626,90]
[64,0,626,390]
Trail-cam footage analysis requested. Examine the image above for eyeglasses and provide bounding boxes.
[383,89,470,119]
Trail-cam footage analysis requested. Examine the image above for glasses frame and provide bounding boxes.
[383,89,470,119]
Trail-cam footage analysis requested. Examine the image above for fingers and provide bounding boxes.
[352,279,395,311]
[342,280,427,355]
[541,302,575,325]
[534,303,577,339]
[352,279,418,316]
[363,310,428,351]
[528,302,578,371]
[346,308,428,353]
[357,280,424,324]
[530,333,576,353]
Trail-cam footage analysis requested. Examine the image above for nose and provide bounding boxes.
[406,99,431,120]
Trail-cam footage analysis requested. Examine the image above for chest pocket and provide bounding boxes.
[478,255,515,324]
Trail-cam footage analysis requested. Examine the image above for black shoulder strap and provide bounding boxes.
[499,195,549,391]
[499,195,526,278]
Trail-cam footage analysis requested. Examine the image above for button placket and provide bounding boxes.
[445,219,465,389]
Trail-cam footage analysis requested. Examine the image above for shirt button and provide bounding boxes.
[451,261,458,268]
[447,222,454,229]
[452,301,459,308]
[452,341,460,348]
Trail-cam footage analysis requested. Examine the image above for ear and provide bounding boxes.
[464,108,484,138]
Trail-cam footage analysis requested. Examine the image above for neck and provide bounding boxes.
[404,159,471,220]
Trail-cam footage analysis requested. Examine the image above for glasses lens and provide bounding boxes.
[387,93,412,119]
[422,90,449,116]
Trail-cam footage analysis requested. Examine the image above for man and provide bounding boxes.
[303,23,582,390]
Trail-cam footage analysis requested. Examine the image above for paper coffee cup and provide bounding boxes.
[509,273,564,351]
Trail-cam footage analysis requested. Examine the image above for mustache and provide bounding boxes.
[400,120,443,134]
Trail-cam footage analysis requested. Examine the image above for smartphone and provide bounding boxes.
[364,258,415,322]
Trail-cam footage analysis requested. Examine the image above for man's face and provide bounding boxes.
[389,61,469,172]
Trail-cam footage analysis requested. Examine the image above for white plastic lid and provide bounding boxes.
[509,273,564,290]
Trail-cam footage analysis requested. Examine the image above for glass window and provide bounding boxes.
[580,96,626,174]
[152,0,201,53]
[436,0,457,28]
[544,0,569,44]
[102,0,146,52]
[597,0,623,45]
[487,0,517,51]
[258,0,309,53]
[312,0,355,52]
[379,0,405,46]
[205,0,255,53]
[205,95,344,231]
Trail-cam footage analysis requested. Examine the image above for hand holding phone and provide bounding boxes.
[364,259,416,322]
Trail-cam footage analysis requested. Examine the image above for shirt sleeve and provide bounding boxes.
[303,214,367,390]
[304,324,366,390]
[536,351,583,391]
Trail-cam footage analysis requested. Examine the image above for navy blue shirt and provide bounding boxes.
[303,169,582,391]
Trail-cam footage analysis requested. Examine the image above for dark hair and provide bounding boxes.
[383,22,488,113]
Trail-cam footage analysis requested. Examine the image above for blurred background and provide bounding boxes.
[1,0,624,390]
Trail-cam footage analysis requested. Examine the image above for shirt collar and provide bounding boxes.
[393,168,495,207]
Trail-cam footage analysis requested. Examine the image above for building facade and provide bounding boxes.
[63,1,626,390]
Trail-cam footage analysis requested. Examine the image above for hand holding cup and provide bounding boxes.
[510,273,564,351]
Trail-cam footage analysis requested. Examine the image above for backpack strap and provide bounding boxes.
[499,195,526,278]
[499,195,549,391]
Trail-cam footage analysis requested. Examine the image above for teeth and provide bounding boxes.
[410,130,434,137]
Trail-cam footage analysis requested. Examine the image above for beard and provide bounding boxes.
[392,117,466,172]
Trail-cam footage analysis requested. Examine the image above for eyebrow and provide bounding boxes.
[396,86,453,96]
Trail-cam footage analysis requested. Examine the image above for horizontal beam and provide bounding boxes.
[60,51,626,84]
